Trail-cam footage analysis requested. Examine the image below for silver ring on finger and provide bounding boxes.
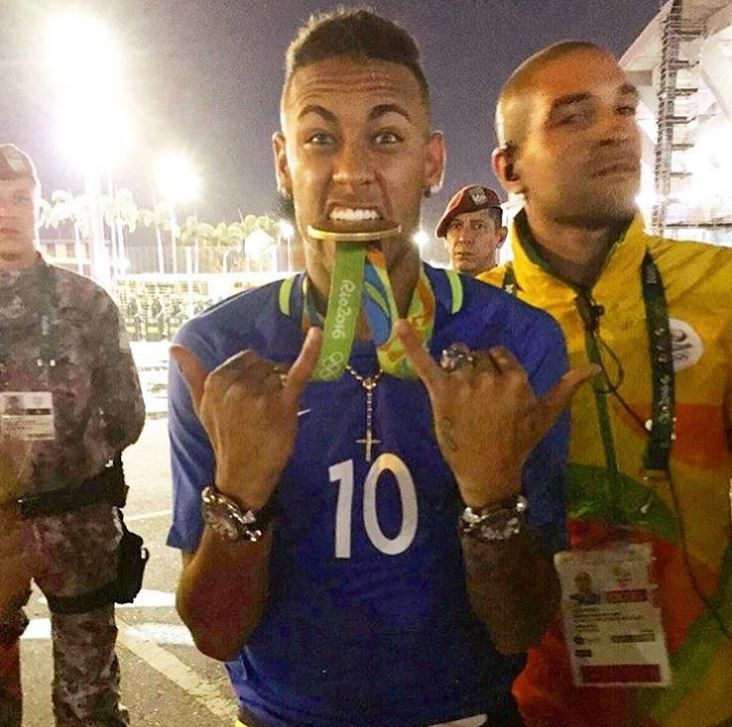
[270,365,288,387]
[440,343,475,373]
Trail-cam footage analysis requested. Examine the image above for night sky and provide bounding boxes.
[2,0,660,232]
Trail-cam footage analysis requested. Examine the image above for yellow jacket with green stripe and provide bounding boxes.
[478,212,732,727]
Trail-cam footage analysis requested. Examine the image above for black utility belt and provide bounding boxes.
[0,610,29,646]
[16,460,128,519]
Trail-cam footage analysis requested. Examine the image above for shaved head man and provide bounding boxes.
[479,42,732,727]
[493,42,641,285]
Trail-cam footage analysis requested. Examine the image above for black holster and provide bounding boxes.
[113,511,149,604]
[25,458,151,615]
[45,510,149,615]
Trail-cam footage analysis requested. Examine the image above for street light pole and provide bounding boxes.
[85,164,110,289]
[44,10,131,291]
[155,154,200,279]
[170,201,178,275]
[152,191,166,274]
[278,220,295,271]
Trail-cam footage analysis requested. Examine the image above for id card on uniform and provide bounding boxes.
[554,543,671,687]
[0,391,55,440]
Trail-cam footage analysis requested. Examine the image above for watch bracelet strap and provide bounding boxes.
[207,485,278,532]
[459,494,527,542]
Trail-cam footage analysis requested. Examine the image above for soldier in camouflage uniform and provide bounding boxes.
[0,144,145,727]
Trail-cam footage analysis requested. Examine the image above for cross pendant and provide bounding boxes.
[356,428,381,463]
[347,370,383,463]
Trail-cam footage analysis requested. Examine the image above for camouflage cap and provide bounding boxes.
[0,145,39,184]
[435,185,502,238]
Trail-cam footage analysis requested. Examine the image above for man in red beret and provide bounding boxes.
[436,185,507,276]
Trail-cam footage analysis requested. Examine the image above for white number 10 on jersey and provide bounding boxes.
[329,454,418,559]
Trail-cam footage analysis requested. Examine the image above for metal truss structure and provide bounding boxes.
[622,0,732,245]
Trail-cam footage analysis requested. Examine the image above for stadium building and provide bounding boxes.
[622,0,732,245]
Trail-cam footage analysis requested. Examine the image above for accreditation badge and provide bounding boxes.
[554,543,671,687]
[0,391,55,440]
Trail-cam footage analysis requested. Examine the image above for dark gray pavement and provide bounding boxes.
[20,418,238,727]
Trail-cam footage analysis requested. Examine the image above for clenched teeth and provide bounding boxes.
[329,207,381,221]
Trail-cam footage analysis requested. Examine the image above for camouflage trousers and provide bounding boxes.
[0,639,22,727]
[0,586,29,727]
[8,504,129,727]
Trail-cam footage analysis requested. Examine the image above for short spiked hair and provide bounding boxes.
[282,7,430,108]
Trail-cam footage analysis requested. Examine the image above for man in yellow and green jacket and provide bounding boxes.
[480,40,732,727]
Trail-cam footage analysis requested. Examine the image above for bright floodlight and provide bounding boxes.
[45,12,120,89]
[636,163,658,211]
[685,123,732,205]
[56,104,133,168]
[246,228,274,257]
[155,155,201,204]
[412,230,430,249]
[45,11,131,165]
[278,220,295,240]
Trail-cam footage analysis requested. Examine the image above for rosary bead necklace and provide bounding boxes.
[344,364,383,463]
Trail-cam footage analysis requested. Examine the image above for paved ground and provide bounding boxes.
[20,418,240,727]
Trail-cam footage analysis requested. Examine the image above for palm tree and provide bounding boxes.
[40,190,90,274]
[40,188,293,276]
[138,201,174,274]
[102,188,139,277]
[179,217,246,274]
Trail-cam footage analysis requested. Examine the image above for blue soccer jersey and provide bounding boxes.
[168,264,569,727]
